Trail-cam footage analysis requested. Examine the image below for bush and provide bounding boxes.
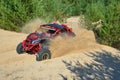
[83,0,120,48]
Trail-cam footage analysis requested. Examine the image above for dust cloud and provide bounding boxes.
[22,17,100,58]
[22,18,45,33]
[49,17,99,58]
[50,29,99,58]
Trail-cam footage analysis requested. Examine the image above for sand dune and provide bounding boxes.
[0,17,120,80]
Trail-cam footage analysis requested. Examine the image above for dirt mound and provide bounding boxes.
[0,17,120,80]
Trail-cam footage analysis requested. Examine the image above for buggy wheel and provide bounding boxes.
[36,48,51,61]
[16,42,24,54]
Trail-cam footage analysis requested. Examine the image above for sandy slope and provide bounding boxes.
[0,17,120,80]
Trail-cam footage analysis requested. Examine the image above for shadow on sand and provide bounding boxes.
[61,50,120,80]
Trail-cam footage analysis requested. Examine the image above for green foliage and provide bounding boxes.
[83,0,120,48]
[0,0,82,31]
[0,0,120,48]
[0,0,28,31]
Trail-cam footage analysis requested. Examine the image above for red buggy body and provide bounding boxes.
[16,23,75,61]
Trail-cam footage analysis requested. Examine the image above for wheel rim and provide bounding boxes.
[41,53,49,60]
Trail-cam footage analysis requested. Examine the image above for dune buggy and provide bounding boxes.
[16,23,75,61]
